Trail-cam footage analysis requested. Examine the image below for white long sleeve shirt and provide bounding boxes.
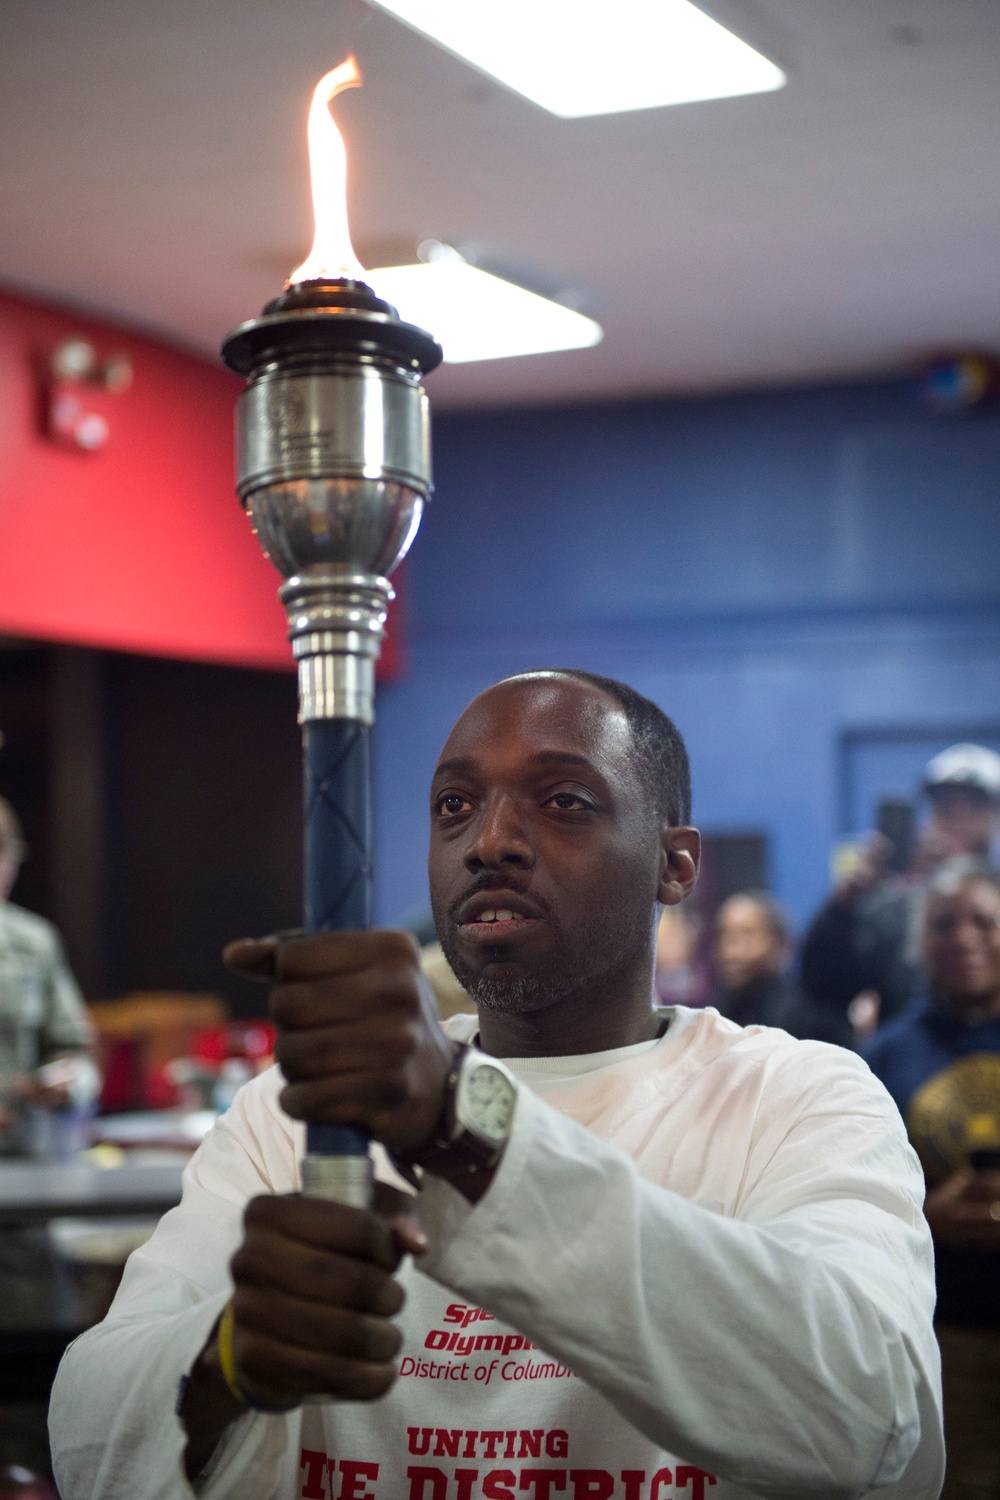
[49,1007,944,1500]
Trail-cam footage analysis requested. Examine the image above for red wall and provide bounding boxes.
[0,288,402,676]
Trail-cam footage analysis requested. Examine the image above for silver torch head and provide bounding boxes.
[221,277,443,725]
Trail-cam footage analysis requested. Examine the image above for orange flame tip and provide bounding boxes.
[288,56,366,286]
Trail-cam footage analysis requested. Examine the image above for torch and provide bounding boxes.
[221,59,442,1207]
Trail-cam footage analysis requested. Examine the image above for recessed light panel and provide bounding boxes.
[367,0,785,118]
[367,259,603,362]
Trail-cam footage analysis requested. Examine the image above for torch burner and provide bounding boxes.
[223,277,441,728]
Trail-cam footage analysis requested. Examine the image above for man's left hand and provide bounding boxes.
[224,931,456,1153]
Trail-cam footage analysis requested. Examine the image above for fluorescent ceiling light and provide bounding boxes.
[367,255,603,363]
[367,0,785,118]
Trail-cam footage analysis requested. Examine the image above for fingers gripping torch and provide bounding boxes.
[221,278,441,1207]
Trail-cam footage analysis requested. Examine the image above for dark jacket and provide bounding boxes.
[801,885,920,1024]
[865,998,1000,1328]
[717,972,854,1048]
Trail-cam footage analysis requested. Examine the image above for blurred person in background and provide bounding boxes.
[0,796,98,1155]
[865,858,1000,1499]
[714,890,853,1046]
[654,902,710,1005]
[802,743,1000,1035]
[0,796,99,1330]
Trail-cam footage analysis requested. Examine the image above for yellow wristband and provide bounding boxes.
[216,1300,297,1414]
[216,1301,248,1407]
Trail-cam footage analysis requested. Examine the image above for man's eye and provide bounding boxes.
[437,794,470,817]
[545,792,590,811]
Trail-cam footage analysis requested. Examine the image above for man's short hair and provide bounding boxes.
[525,669,691,826]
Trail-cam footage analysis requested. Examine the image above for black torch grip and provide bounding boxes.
[303,718,373,1163]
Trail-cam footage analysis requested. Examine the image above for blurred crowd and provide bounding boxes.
[651,745,1000,1491]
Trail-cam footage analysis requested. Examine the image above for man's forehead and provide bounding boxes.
[435,675,633,772]
[929,878,1000,910]
[719,896,770,926]
[933,787,998,811]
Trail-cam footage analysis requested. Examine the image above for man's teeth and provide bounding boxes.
[477,910,518,922]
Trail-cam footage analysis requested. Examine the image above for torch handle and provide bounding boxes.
[300,718,375,1208]
[304,718,373,931]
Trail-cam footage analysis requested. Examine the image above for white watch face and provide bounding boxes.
[461,1062,517,1144]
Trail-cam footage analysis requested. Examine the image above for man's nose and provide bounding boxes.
[952,916,986,949]
[465,794,535,871]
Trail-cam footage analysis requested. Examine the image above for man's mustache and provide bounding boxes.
[446,873,549,924]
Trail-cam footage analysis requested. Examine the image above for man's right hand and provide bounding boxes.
[181,1189,426,1477]
[831,833,893,905]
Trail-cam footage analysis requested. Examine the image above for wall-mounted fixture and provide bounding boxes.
[43,337,133,452]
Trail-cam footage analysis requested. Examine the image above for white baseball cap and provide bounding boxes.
[923,743,1000,802]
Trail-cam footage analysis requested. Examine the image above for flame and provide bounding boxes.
[288,57,366,285]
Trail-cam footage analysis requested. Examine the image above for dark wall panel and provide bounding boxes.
[0,644,52,921]
[107,656,302,1015]
[3,647,304,1014]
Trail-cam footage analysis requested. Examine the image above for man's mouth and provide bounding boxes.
[456,892,544,942]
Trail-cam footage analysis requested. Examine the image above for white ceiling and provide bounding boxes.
[1,0,998,410]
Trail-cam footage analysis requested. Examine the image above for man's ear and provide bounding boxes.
[658,826,700,907]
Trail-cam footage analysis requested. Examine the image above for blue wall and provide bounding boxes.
[374,379,1000,932]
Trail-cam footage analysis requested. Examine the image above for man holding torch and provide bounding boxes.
[51,669,944,1500]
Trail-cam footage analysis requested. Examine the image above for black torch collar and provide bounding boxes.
[221,278,442,379]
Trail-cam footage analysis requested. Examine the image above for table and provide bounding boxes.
[0,1160,186,1400]
[0,1160,184,1226]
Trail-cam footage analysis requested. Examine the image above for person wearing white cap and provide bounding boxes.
[801,743,1000,1034]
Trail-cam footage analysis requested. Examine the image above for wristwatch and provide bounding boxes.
[398,1044,519,1180]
